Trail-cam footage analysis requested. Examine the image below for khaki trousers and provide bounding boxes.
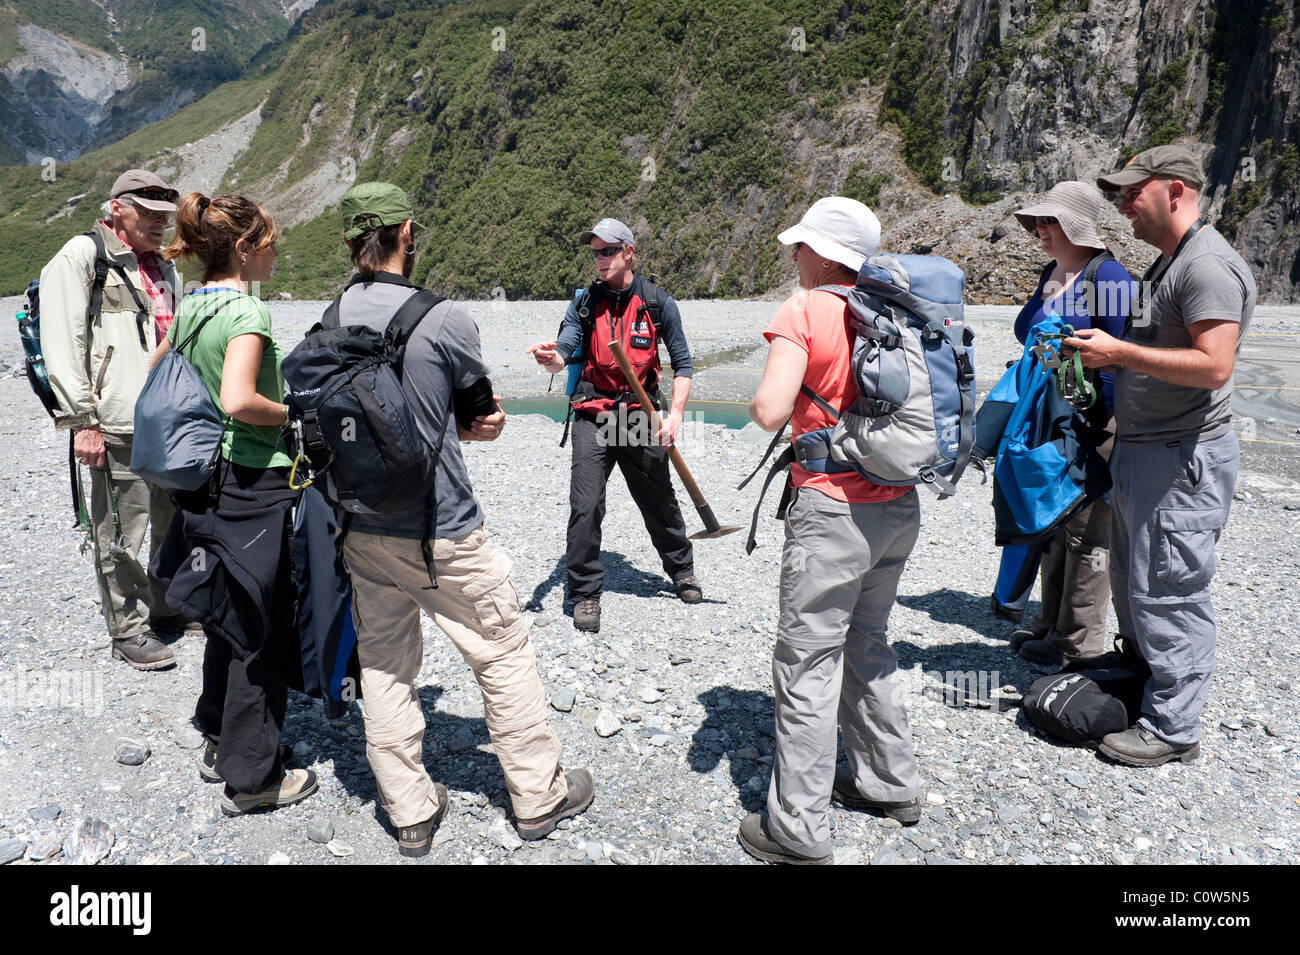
[91,440,178,639]
[344,525,567,826]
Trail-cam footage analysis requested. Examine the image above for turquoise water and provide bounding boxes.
[502,396,755,429]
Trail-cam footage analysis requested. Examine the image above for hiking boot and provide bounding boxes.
[220,769,318,816]
[989,597,1023,624]
[737,813,832,865]
[674,574,703,604]
[1018,638,1065,667]
[573,599,601,633]
[832,770,923,825]
[516,768,594,840]
[200,741,295,784]
[112,631,175,671]
[397,783,450,858]
[1009,628,1044,651]
[1098,726,1201,767]
[148,615,205,636]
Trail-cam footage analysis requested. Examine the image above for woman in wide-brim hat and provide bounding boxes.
[1002,180,1135,668]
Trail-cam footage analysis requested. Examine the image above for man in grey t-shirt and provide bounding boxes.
[329,183,593,855]
[1066,146,1256,766]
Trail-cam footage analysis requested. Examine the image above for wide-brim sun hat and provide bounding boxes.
[1013,180,1107,250]
[778,196,881,273]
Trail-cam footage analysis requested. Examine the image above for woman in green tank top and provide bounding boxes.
[150,193,317,816]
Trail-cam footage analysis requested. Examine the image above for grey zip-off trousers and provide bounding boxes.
[1109,431,1238,745]
[766,488,922,857]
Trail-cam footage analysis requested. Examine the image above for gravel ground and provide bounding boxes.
[0,298,1296,866]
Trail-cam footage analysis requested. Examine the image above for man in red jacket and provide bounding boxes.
[527,218,700,633]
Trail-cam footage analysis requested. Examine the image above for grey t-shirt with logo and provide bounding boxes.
[1114,225,1256,442]
[333,276,486,540]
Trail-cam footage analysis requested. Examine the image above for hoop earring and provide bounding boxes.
[405,244,415,256]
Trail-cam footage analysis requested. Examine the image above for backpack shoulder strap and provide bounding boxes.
[1078,250,1116,328]
[173,296,240,356]
[383,289,446,352]
[321,293,344,330]
[85,230,152,347]
[637,278,665,333]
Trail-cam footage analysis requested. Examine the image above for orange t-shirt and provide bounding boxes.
[764,287,914,504]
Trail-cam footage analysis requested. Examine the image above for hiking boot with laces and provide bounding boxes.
[832,769,923,825]
[200,740,295,784]
[674,574,703,604]
[220,769,318,816]
[1098,726,1201,767]
[398,783,450,858]
[112,631,175,671]
[573,599,601,633]
[737,813,832,865]
[516,768,594,840]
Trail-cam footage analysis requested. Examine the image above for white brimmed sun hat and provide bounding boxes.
[778,196,881,273]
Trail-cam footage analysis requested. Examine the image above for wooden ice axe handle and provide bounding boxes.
[606,339,722,533]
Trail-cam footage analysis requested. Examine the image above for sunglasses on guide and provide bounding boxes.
[125,187,181,203]
[590,245,623,259]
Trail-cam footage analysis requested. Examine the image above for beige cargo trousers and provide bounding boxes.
[344,524,568,827]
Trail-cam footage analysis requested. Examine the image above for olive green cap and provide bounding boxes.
[340,181,422,240]
[1097,145,1204,192]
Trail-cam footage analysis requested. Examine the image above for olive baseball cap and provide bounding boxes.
[340,181,422,240]
[1097,145,1205,192]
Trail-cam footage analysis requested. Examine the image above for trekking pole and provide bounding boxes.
[606,340,741,540]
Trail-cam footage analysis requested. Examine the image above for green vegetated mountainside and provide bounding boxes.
[0,0,297,164]
[3,0,1297,301]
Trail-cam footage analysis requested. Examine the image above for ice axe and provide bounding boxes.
[607,339,741,540]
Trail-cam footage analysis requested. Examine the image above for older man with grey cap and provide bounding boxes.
[1065,145,1257,766]
[527,216,699,634]
[41,169,190,670]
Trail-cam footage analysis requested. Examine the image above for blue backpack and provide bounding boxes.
[740,254,976,552]
[130,298,235,491]
[973,314,1111,545]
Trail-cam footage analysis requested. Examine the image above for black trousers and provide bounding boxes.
[566,409,694,600]
[189,462,297,794]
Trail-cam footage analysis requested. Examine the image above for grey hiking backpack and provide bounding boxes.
[740,254,976,552]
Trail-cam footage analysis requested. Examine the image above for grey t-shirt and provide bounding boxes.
[1115,225,1256,442]
[334,276,486,540]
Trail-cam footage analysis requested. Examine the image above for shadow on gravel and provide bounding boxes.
[688,686,776,812]
[527,553,695,614]
[897,588,1022,643]
[318,685,512,840]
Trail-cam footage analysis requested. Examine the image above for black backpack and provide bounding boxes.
[281,285,445,518]
[1022,637,1151,746]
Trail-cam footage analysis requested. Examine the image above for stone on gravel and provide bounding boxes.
[268,851,292,865]
[608,845,637,865]
[594,710,622,737]
[306,817,334,844]
[64,818,113,864]
[175,726,205,750]
[490,818,523,851]
[27,835,62,862]
[0,837,28,865]
[326,841,355,857]
[639,685,663,703]
[550,687,576,712]
[114,739,151,766]
[669,652,692,666]
[28,804,60,822]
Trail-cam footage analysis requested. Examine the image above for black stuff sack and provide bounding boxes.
[1023,638,1151,746]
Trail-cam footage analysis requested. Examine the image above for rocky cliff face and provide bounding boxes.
[0,0,315,164]
[905,0,1299,299]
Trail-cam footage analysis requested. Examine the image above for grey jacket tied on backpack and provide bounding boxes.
[40,221,176,437]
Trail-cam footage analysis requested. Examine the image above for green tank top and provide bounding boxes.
[167,288,291,469]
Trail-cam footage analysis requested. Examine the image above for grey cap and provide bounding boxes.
[578,217,635,247]
[1013,180,1108,250]
[1097,145,1205,192]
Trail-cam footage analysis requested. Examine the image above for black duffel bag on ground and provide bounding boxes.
[1023,637,1151,746]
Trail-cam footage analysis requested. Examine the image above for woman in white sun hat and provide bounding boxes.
[1004,180,1135,668]
[738,196,925,865]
